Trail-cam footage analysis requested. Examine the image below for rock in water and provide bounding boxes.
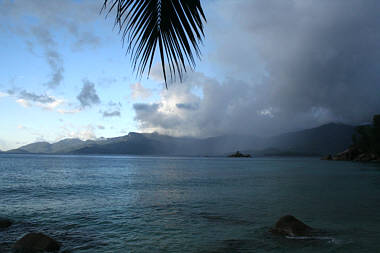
[271,215,312,236]
[13,233,61,253]
[0,218,12,228]
[228,151,251,158]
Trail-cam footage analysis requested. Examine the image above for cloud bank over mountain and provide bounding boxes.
[133,0,380,137]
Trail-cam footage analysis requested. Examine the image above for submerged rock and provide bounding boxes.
[0,218,12,228]
[13,233,61,253]
[270,215,312,236]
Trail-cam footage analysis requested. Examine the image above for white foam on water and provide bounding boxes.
[286,236,338,244]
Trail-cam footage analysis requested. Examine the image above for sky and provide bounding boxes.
[0,0,380,150]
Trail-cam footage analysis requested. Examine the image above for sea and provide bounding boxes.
[1,154,380,252]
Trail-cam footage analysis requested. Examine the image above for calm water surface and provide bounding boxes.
[1,154,380,252]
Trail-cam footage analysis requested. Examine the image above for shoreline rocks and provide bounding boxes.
[270,215,312,236]
[0,218,12,229]
[322,146,380,162]
[13,233,61,253]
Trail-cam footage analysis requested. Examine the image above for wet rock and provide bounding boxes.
[13,233,61,253]
[0,218,12,228]
[270,215,312,236]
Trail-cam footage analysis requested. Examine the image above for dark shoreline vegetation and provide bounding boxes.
[323,115,380,162]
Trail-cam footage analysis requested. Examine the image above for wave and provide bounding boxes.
[286,235,338,243]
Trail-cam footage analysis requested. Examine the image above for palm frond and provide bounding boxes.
[102,0,207,87]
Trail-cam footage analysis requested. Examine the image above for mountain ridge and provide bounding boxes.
[6,122,355,156]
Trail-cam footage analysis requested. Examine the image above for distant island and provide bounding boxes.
[228,151,251,158]
[323,114,380,162]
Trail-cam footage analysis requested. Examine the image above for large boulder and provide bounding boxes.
[13,233,61,253]
[0,218,12,228]
[270,215,312,236]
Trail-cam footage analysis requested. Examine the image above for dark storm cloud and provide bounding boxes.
[133,0,380,137]
[77,80,100,108]
[208,0,380,123]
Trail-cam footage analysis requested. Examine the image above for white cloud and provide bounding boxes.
[58,124,96,141]
[258,108,275,118]
[0,138,12,151]
[130,82,152,100]
[15,95,64,111]
[16,99,30,108]
[39,98,64,110]
[149,64,165,83]
[57,108,81,114]
[0,91,9,98]
[9,89,76,114]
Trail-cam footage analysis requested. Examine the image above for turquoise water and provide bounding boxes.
[1,154,380,252]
